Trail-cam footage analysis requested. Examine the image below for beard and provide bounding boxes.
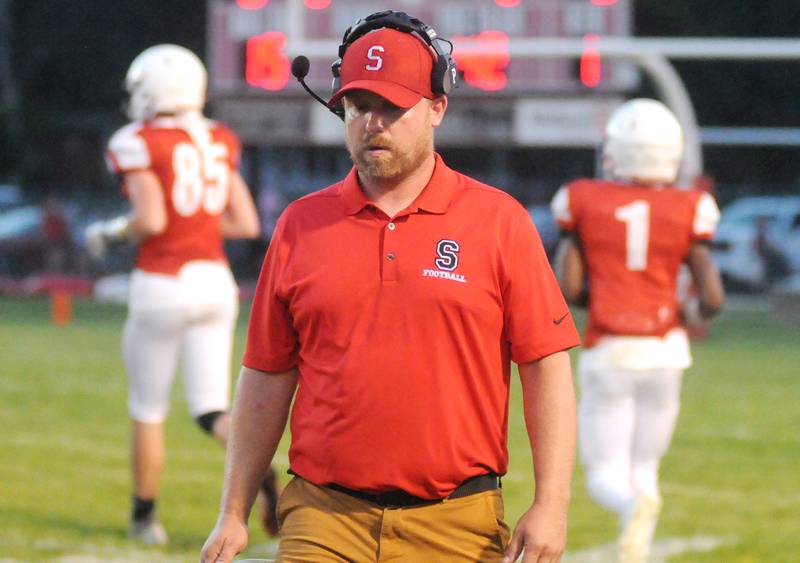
[347,130,432,184]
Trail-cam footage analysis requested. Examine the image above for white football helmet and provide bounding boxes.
[125,44,207,121]
[602,98,684,185]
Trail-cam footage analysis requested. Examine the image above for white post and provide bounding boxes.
[636,53,702,184]
[281,36,800,169]
[286,0,305,48]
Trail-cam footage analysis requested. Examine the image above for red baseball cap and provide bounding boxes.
[328,28,435,109]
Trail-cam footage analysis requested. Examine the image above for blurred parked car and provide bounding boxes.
[0,183,24,211]
[0,201,88,276]
[0,193,138,279]
[0,205,49,275]
[711,196,800,291]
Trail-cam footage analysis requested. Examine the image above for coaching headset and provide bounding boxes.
[291,10,458,120]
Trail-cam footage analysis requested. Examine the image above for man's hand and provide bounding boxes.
[502,501,568,563]
[199,513,249,563]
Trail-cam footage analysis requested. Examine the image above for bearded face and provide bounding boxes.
[347,127,432,183]
[343,93,435,185]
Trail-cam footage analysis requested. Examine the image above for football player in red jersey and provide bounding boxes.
[551,99,725,563]
[85,45,279,545]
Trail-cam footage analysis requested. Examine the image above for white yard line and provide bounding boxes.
[0,547,185,563]
[1,536,726,563]
[662,481,800,506]
[0,540,278,563]
[562,535,731,563]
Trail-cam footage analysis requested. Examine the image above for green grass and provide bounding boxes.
[0,297,798,562]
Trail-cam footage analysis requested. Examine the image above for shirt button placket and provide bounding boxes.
[383,222,398,282]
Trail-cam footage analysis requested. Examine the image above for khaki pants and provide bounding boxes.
[275,477,510,562]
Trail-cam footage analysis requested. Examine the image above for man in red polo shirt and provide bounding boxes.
[201,11,579,563]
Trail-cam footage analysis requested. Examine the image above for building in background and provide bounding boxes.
[206,0,636,205]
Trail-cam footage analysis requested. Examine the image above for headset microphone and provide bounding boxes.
[291,55,344,121]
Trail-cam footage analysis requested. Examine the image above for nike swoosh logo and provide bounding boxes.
[553,313,569,325]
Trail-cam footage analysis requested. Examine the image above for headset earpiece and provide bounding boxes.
[331,59,342,94]
[430,44,457,95]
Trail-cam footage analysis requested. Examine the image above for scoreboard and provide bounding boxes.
[207,0,635,146]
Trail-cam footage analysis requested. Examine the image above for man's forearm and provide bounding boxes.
[220,366,297,521]
[518,352,576,507]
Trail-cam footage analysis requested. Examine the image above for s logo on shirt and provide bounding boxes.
[435,239,460,271]
[423,239,466,283]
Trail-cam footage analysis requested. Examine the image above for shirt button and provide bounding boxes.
[387,222,396,231]
[386,253,396,261]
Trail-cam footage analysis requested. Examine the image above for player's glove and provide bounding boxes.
[84,216,130,260]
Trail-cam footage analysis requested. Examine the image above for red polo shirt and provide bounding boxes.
[244,154,579,499]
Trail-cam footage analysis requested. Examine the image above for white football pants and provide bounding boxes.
[578,365,683,527]
[123,262,239,423]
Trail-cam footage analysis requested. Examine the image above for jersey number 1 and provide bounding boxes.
[172,142,230,216]
[614,200,650,271]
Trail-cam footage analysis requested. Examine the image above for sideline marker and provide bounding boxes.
[51,290,73,326]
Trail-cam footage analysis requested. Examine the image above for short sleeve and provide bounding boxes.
[242,212,300,372]
[106,125,151,174]
[693,192,720,240]
[550,185,574,231]
[502,205,580,363]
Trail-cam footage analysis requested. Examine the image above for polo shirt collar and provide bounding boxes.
[340,153,456,216]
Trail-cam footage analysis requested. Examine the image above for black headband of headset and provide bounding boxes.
[338,10,444,61]
[331,10,457,99]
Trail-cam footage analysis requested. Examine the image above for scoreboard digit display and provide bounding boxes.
[207,0,634,146]
[209,0,634,95]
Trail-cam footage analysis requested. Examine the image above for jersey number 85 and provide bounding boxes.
[171,142,230,217]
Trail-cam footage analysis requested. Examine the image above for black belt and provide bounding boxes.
[323,473,501,508]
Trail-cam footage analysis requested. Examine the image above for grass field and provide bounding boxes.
[1,296,798,562]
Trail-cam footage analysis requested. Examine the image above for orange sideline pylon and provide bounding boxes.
[51,290,73,326]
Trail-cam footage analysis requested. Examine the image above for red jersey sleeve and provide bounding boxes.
[502,202,580,363]
[243,210,300,373]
